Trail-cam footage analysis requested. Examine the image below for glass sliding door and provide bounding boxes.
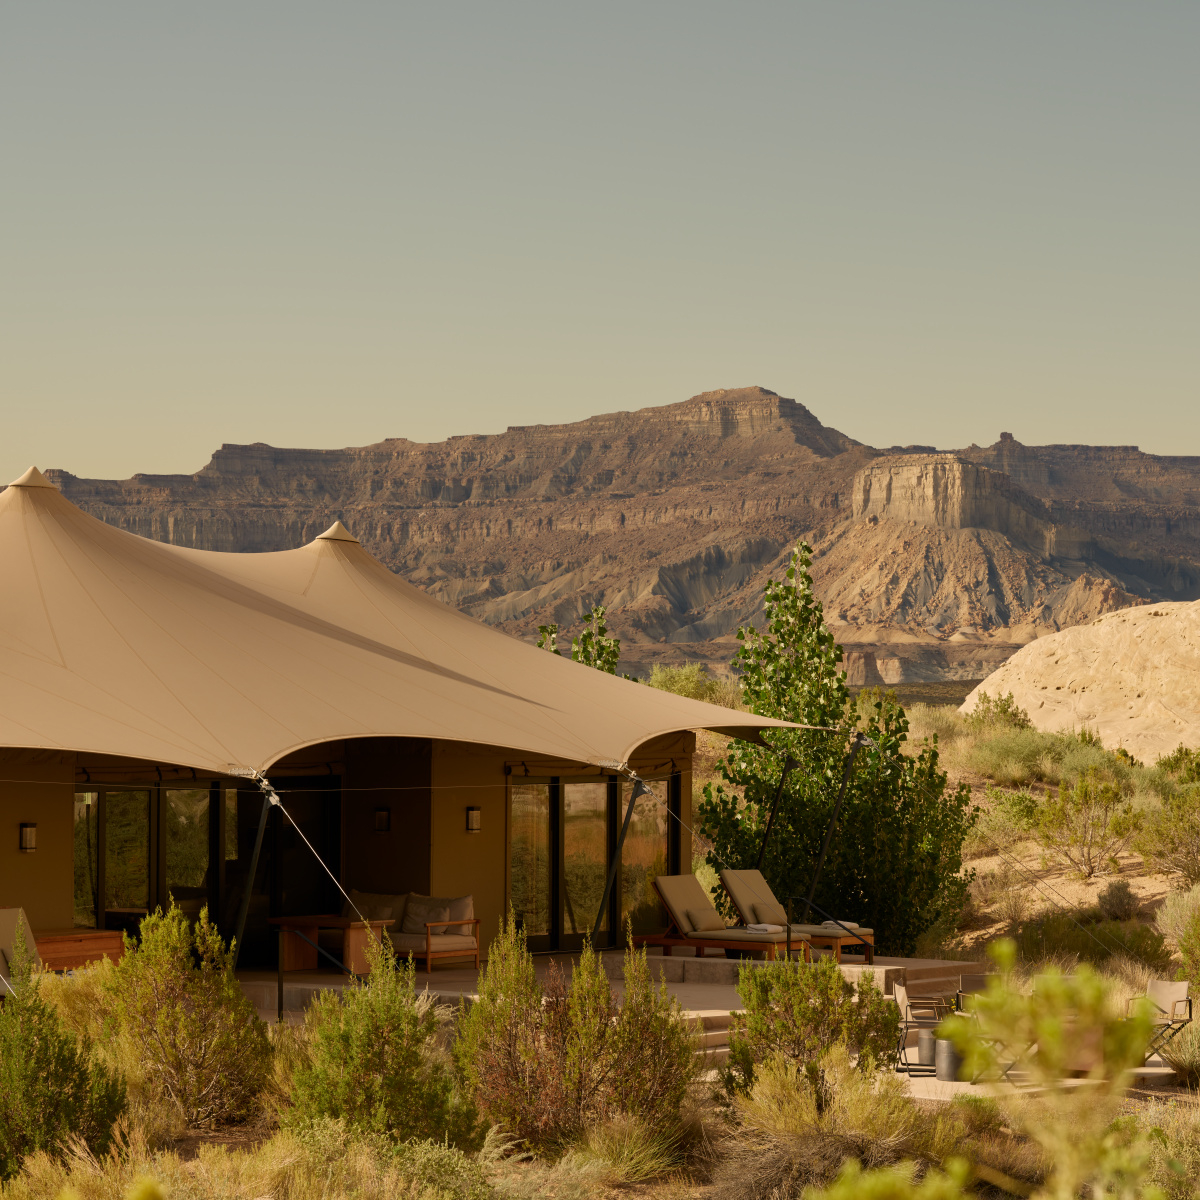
[163,788,211,920]
[510,782,552,944]
[104,789,152,933]
[560,781,609,947]
[620,779,670,935]
[73,792,99,928]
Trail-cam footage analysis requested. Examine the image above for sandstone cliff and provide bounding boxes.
[962,601,1200,761]
[35,388,1200,683]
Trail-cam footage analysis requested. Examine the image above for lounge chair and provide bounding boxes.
[1130,979,1192,1058]
[631,874,811,961]
[719,869,874,963]
[894,981,951,1074]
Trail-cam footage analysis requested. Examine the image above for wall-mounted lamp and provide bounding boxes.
[374,807,391,833]
[19,823,37,853]
[466,807,481,833]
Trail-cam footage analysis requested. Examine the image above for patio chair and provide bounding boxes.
[956,972,990,1012]
[1130,979,1192,1058]
[631,874,811,961]
[894,980,951,1074]
[719,869,874,962]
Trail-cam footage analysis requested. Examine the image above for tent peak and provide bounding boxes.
[7,466,57,489]
[314,520,359,544]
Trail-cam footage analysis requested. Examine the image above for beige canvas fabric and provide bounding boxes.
[1147,980,1190,1018]
[654,874,718,935]
[0,469,795,776]
[390,932,477,952]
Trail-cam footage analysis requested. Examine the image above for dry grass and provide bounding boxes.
[2,1120,492,1200]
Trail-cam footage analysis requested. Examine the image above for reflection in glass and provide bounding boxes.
[621,780,669,934]
[73,792,99,928]
[164,789,210,919]
[224,787,238,861]
[562,782,608,935]
[510,783,550,936]
[105,790,151,919]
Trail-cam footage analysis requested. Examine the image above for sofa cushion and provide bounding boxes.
[390,932,478,953]
[402,896,452,935]
[341,889,408,928]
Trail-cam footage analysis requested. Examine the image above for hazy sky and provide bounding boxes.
[4,3,1198,484]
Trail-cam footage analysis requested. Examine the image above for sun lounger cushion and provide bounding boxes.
[654,874,719,935]
[688,927,802,943]
[688,907,725,932]
[753,900,790,925]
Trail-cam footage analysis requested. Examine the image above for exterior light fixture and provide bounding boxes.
[374,807,391,832]
[19,823,36,853]
[466,807,481,833]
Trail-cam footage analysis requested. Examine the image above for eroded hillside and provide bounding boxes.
[37,387,1200,682]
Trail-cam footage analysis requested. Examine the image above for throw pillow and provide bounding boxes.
[754,900,789,926]
[687,907,725,932]
[402,897,452,936]
[446,895,475,925]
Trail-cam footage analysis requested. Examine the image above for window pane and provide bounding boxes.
[621,780,669,935]
[105,790,151,918]
[510,783,550,937]
[224,787,238,861]
[562,782,608,936]
[164,789,210,919]
[73,792,99,928]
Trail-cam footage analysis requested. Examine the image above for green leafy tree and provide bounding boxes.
[696,542,975,956]
[106,903,269,1127]
[0,924,126,1180]
[536,606,621,674]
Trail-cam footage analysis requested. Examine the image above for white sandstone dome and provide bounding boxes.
[961,600,1200,763]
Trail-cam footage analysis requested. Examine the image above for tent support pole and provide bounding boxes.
[754,756,799,870]
[233,786,275,969]
[800,734,867,923]
[592,780,650,943]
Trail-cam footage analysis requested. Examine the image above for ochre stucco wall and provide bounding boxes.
[0,749,75,930]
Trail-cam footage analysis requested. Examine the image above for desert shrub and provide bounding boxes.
[1097,878,1140,921]
[648,662,739,707]
[288,937,474,1146]
[1135,785,1200,887]
[105,904,269,1128]
[1034,769,1141,878]
[454,915,696,1150]
[963,787,1039,857]
[562,1116,684,1184]
[0,927,126,1181]
[964,691,1032,732]
[721,956,898,1097]
[712,1047,931,1199]
[1008,910,1172,974]
[1158,744,1200,784]
[1136,1097,1200,1199]
[3,1118,493,1200]
[904,703,965,748]
[1157,885,1200,982]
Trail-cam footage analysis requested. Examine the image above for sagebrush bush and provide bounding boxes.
[722,956,898,1097]
[1135,785,1200,886]
[1008,911,1172,974]
[1035,769,1140,878]
[105,905,269,1129]
[288,936,475,1146]
[454,915,695,1150]
[0,926,126,1180]
[1157,885,1200,982]
[965,692,1032,732]
[962,787,1038,857]
[1097,878,1140,922]
[648,662,740,708]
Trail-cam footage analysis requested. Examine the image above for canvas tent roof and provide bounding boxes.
[0,467,794,777]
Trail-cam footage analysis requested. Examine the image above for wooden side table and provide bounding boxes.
[268,915,390,975]
[34,928,126,971]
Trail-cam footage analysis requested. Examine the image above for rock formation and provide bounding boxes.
[962,601,1200,761]
[32,388,1200,683]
